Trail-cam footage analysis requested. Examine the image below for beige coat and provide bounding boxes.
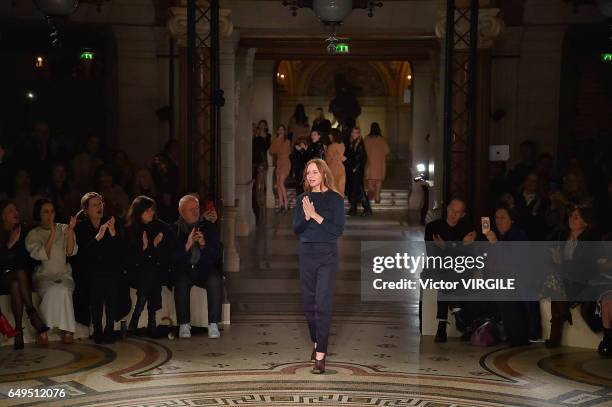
[364,136,390,181]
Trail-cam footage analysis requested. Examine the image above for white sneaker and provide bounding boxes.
[179,324,191,339]
[208,323,220,339]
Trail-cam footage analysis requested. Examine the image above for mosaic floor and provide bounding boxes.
[1,210,610,406]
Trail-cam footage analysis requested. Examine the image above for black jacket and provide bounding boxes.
[169,218,222,276]
[124,219,171,280]
[346,139,367,174]
[308,141,325,161]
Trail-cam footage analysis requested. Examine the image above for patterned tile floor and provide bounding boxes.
[0,210,610,406]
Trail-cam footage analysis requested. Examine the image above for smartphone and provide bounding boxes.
[205,201,215,212]
[481,217,491,234]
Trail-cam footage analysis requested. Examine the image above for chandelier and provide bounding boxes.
[282,0,383,54]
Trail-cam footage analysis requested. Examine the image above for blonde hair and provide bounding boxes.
[303,159,339,194]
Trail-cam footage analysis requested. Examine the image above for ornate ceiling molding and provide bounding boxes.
[167,1,234,46]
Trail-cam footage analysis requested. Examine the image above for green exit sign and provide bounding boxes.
[602,53,612,63]
[335,43,349,54]
[80,51,94,60]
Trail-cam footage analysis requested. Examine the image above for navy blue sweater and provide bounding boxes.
[293,190,345,242]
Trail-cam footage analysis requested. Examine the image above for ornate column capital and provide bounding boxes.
[167,1,234,46]
[435,7,505,49]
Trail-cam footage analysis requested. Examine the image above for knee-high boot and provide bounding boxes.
[129,296,147,330]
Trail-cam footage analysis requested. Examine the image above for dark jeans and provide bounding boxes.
[89,275,117,334]
[173,268,223,325]
[299,242,338,354]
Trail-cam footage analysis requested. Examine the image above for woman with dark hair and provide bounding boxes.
[288,104,309,141]
[346,127,372,216]
[124,196,170,337]
[291,136,310,196]
[293,159,345,374]
[325,129,346,195]
[270,125,292,213]
[546,206,599,348]
[25,198,78,344]
[483,206,541,345]
[308,130,325,161]
[253,119,272,172]
[363,122,390,203]
[73,192,125,343]
[0,200,49,349]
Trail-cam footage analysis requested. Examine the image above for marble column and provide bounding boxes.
[220,31,240,272]
[235,47,257,236]
[409,60,433,211]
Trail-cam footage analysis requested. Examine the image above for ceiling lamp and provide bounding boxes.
[283,0,383,26]
[33,0,80,16]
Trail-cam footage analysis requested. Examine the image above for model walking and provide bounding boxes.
[293,158,345,374]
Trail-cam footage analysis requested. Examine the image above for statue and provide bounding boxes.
[329,73,361,133]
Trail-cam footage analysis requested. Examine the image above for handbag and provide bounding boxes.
[470,320,499,347]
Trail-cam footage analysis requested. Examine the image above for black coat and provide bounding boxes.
[73,217,131,324]
[308,141,325,161]
[124,219,171,311]
[346,139,367,175]
[169,218,223,278]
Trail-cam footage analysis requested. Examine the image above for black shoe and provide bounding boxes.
[313,355,326,374]
[361,209,372,217]
[347,209,357,216]
[598,339,611,357]
[104,329,116,344]
[434,322,447,343]
[93,331,104,344]
[147,324,159,339]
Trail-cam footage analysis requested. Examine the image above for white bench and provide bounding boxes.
[0,287,230,345]
[421,289,601,349]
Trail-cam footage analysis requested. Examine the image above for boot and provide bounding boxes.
[14,330,24,350]
[598,328,611,357]
[434,321,447,343]
[0,313,17,338]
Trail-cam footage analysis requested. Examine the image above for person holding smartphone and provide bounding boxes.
[293,159,345,374]
[170,194,223,339]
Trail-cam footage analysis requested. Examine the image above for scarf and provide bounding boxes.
[177,217,200,265]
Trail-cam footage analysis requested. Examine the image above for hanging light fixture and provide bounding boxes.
[283,0,382,54]
[282,0,383,26]
[33,0,80,16]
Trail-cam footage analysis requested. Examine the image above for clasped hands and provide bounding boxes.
[302,196,323,224]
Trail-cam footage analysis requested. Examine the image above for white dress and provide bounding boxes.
[25,224,78,333]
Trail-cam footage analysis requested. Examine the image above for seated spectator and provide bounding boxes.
[111,150,134,194]
[94,165,130,220]
[483,206,540,345]
[132,168,157,200]
[124,196,171,338]
[12,169,40,227]
[516,172,549,240]
[0,200,49,349]
[546,171,592,232]
[43,162,80,224]
[25,199,78,344]
[424,198,477,343]
[171,194,223,339]
[71,134,104,194]
[73,192,126,344]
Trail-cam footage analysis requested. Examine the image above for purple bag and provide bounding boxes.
[470,320,499,347]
